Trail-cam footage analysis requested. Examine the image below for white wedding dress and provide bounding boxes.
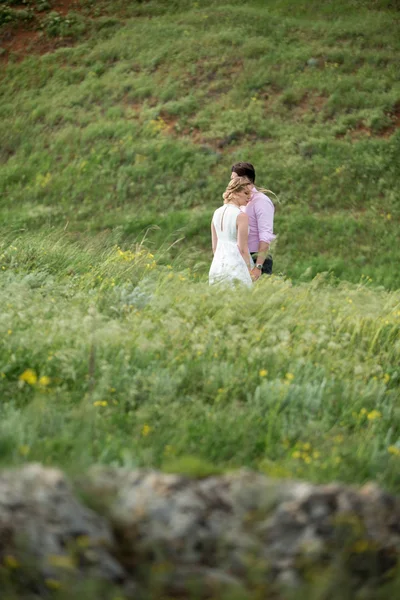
[209,204,252,287]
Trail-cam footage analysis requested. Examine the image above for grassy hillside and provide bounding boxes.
[1,0,400,286]
[0,6,400,597]
[1,0,400,480]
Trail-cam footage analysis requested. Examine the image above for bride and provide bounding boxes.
[209,176,253,287]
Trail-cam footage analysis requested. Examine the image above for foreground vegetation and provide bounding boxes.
[1,231,399,494]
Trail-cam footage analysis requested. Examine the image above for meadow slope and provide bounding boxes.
[1,4,400,596]
[0,0,400,483]
[1,0,400,285]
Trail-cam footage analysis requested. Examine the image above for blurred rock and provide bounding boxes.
[1,465,399,597]
[0,464,124,590]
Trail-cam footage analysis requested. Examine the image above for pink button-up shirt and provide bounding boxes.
[243,187,276,253]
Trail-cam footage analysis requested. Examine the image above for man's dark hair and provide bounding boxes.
[231,162,256,183]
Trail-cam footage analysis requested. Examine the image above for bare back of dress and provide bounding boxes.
[209,205,252,287]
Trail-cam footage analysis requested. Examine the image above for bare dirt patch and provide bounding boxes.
[336,104,400,141]
[0,0,80,62]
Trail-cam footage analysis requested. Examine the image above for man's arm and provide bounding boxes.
[251,196,276,280]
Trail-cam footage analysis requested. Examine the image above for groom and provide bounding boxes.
[231,162,276,281]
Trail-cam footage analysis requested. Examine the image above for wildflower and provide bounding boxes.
[76,535,91,548]
[353,540,369,553]
[45,579,61,590]
[302,442,311,451]
[93,401,108,407]
[383,373,390,384]
[292,451,301,459]
[4,555,19,569]
[19,369,37,385]
[388,446,400,457]
[39,376,51,386]
[164,445,175,457]
[259,369,268,377]
[7,329,12,335]
[19,445,30,456]
[166,265,173,270]
[48,555,75,570]
[285,373,295,381]
[142,424,151,437]
[367,410,382,421]
[360,408,367,416]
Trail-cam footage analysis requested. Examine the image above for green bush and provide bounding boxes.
[40,10,87,38]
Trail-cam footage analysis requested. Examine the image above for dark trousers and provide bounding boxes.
[251,253,273,275]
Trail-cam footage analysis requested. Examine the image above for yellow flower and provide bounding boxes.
[302,442,311,451]
[19,369,37,385]
[75,535,91,548]
[292,450,301,459]
[367,410,382,421]
[352,540,370,553]
[388,445,400,457]
[48,555,75,570]
[142,424,151,437]
[93,400,108,407]
[383,373,390,384]
[4,555,19,569]
[45,579,61,590]
[360,408,367,416]
[285,372,295,381]
[164,445,175,457]
[39,376,51,386]
[7,329,12,335]
[259,369,268,377]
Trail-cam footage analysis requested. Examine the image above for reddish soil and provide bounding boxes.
[336,104,400,140]
[0,0,80,63]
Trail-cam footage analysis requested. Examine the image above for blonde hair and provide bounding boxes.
[223,176,252,204]
[255,185,279,202]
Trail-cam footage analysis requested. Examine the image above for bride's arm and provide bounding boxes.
[211,221,218,255]
[237,213,251,270]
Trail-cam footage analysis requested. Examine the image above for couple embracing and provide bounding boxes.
[209,162,276,287]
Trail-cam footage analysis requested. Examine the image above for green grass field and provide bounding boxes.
[1,0,400,490]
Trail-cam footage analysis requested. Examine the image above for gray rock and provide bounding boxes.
[0,464,124,588]
[1,464,399,598]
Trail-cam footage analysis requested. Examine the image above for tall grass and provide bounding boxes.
[1,231,399,491]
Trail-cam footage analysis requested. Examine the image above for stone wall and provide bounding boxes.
[0,464,399,598]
